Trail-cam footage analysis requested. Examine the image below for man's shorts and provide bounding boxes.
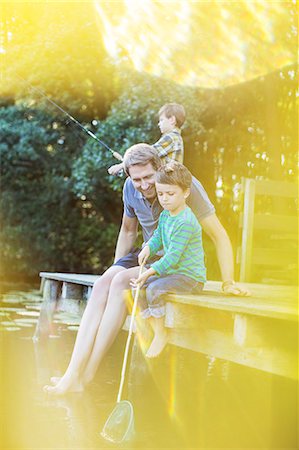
[113,248,161,270]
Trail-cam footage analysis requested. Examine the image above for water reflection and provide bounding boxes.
[0,284,297,449]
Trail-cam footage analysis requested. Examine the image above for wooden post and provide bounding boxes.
[239,178,256,282]
[58,282,84,315]
[33,279,61,340]
[39,277,45,295]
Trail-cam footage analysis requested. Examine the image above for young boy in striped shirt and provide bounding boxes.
[108,103,185,176]
[131,161,206,358]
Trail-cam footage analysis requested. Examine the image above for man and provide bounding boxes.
[44,144,249,395]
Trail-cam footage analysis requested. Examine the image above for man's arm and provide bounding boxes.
[200,214,250,296]
[114,213,138,263]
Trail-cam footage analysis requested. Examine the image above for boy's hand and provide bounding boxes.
[130,267,156,288]
[138,246,150,266]
[108,163,124,176]
[112,151,123,161]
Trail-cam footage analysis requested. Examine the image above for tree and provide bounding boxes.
[0,105,119,280]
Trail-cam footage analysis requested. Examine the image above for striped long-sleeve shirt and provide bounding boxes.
[147,207,206,283]
[153,128,184,163]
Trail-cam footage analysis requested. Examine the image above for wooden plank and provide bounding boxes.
[123,282,298,323]
[167,327,297,380]
[165,290,297,322]
[238,213,297,232]
[38,274,297,320]
[251,248,298,266]
[39,272,98,286]
[164,305,297,379]
[237,245,298,267]
[166,295,297,322]
[254,179,297,197]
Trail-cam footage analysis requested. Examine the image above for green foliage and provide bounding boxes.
[1,63,297,281]
[0,105,120,280]
[73,64,297,277]
[72,66,206,197]
[3,2,115,120]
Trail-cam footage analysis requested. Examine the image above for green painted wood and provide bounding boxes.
[237,177,297,283]
[238,213,297,232]
[251,247,298,266]
[254,179,297,197]
[239,178,255,282]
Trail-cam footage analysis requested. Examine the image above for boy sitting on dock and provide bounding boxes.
[108,103,185,176]
[131,161,206,358]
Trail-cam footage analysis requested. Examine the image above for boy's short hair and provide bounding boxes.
[123,143,162,176]
[155,160,192,191]
[158,103,186,128]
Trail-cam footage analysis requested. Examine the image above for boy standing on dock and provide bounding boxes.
[131,161,206,358]
[108,103,185,176]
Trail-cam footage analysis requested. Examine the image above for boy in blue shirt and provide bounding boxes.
[131,161,206,358]
[108,103,185,175]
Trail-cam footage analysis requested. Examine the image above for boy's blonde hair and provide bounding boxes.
[123,143,161,175]
[158,103,186,128]
[155,160,192,191]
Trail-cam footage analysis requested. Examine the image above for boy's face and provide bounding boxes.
[158,113,176,134]
[155,182,190,215]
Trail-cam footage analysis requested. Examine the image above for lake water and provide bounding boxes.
[0,283,297,449]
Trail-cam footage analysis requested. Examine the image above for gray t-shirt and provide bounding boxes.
[123,176,215,244]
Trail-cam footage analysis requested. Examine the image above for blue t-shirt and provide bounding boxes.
[123,176,215,244]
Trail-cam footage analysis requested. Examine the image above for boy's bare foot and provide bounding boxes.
[43,375,84,395]
[50,376,61,385]
[146,331,168,358]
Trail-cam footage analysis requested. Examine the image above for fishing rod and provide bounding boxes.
[17,74,123,161]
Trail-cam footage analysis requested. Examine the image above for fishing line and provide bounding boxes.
[16,74,123,161]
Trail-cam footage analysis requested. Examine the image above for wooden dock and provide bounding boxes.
[36,272,298,380]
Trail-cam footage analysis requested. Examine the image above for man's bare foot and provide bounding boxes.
[146,331,168,358]
[43,375,84,395]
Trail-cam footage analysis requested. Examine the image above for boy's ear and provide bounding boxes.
[184,188,190,199]
[169,115,176,126]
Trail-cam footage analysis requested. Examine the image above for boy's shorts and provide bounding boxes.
[113,248,161,269]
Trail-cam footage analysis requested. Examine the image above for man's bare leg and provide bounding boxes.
[43,265,125,395]
[81,266,140,386]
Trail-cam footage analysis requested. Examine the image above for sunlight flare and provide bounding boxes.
[94,0,296,87]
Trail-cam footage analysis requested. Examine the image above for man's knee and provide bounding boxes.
[110,269,131,290]
[91,266,124,296]
[101,265,124,283]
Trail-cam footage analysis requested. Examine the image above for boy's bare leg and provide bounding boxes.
[43,265,126,395]
[146,316,168,358]
[82,266,140,385]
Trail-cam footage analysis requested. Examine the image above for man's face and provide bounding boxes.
[158,113,176,134]
[129,163,157,200]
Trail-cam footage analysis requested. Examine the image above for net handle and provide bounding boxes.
[117,263,144,403]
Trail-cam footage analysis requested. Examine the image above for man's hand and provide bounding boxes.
[138,246,150,266]
[108,162,124,176]
[222,281,251,296]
